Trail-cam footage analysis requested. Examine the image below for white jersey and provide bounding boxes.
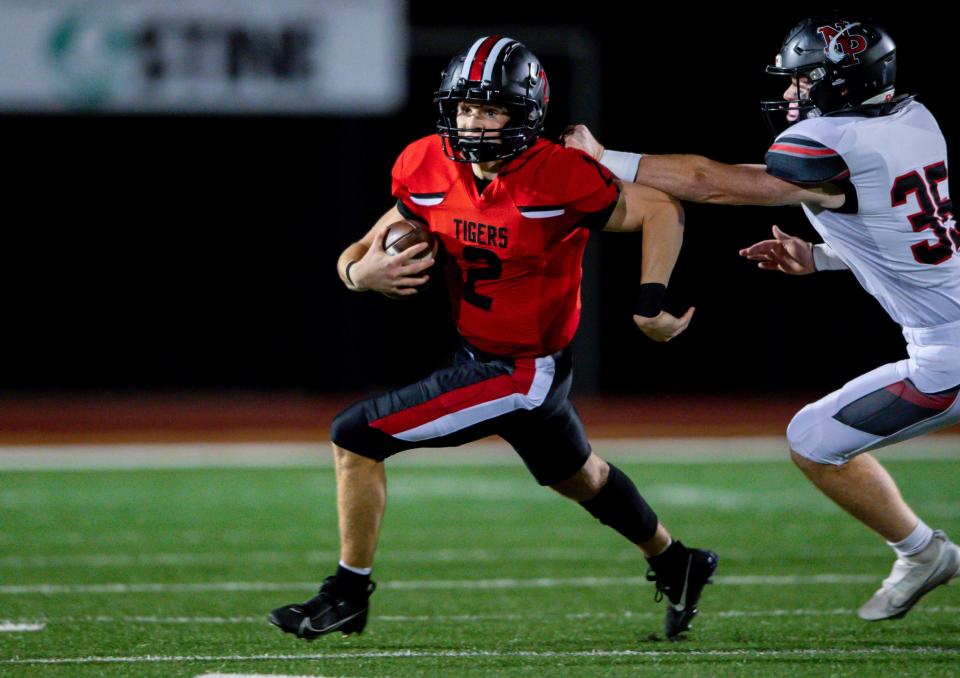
[765,98,960,329]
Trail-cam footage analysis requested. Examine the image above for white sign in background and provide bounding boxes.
[0,0,408,113]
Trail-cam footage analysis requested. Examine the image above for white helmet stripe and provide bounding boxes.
[481,38,516,83]
[460,36,491,81]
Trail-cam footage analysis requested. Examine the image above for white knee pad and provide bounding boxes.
[786,405,814,459]
[786,402,850,466]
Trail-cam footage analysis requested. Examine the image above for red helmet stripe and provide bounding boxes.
[467,35,503,81]
[480,38,516,83]
[459,37,489,81]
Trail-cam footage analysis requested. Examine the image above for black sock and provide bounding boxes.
[335,565,371,596]
[579,463,659,545]
[647,539,688,573]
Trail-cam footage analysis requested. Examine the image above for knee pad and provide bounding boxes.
[786,406,819,459]
[331,403,396,461]
[330,405,363,451]
[787,404,853,466]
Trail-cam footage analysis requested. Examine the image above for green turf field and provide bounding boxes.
[2,442,959,676]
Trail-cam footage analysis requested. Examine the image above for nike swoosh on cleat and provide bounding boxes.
[297,604,333,634]
[300,607,365,635]
[671,555,693,612]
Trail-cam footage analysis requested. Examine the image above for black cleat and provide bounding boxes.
[269,576,376,640]
[647,546,719,639]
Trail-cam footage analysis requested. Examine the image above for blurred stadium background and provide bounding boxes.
[2,4,960,675]
[1,3,958,443]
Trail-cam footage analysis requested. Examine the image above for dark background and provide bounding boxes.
[3,8,957,399]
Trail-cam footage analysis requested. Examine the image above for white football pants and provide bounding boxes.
[788,319,960,465]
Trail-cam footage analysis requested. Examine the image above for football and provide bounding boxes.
[384,220,437,259]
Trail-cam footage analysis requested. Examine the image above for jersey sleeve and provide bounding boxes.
[395,198,426,224]
[390,136,453,224]
[390,146,424,220]
[765,133,850,186]
[557,150,621,230]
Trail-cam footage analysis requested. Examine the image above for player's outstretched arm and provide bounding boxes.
[562,124,845,209]
[739,225,850,275]
[603,182,693,343]
[337,205,434,296]
[633,155,846,208]
[739,225,815,275]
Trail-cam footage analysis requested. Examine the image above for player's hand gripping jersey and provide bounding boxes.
[392,135,619,357]
[765,98,960,328]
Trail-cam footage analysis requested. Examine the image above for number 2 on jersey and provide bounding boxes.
[462,246,502,311]
[891,161,960,265]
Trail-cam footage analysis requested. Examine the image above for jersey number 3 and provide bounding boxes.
[891,161,960,265]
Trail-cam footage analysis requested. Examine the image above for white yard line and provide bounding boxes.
[0,546,650,569]
[1,543,914,570]
[0,622,44,632]
[5,606,960,626]
[1,437,958,470]
[3,647,959,666]
[0,443,324,471]
[0,573,881,595]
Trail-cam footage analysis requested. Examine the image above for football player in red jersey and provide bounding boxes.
[269,36,718,641]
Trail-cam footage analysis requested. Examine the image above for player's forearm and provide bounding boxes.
[635,155,786,206]
[640,200,685,285]
[338,242,370,290]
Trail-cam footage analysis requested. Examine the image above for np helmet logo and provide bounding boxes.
[818,21,867,65]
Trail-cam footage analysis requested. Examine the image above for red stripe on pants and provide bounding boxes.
[885,381,956,411]
[370,358,536,436]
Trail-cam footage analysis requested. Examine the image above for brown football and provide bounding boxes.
[384,220,437,258]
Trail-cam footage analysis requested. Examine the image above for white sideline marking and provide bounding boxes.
[0,546,662,569]
[0,573,880,595]
[3,647,959,666]
[0,443,325,471]
[0,543,914,570]
[7,606,960,626]
[1,436,958,470]
[196,675,349,678]
[0,622,44,632]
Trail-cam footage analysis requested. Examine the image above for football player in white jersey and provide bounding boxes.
[564,16,960,621]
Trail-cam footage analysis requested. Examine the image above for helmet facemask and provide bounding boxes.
[761,63,827,137]
[436,97,540,163]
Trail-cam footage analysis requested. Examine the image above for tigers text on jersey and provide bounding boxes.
[392,135,619,357]
[765,98,960,328]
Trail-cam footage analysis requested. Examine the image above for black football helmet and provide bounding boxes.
[434,36,549,163]
[761,17,896,130]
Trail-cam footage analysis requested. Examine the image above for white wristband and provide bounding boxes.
[599,149,642,182]
[812,243,849,271]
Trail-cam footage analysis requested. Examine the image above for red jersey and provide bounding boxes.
[391,135,619,357]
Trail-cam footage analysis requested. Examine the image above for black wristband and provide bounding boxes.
[345,261,359,288]
[634,283,666,318]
